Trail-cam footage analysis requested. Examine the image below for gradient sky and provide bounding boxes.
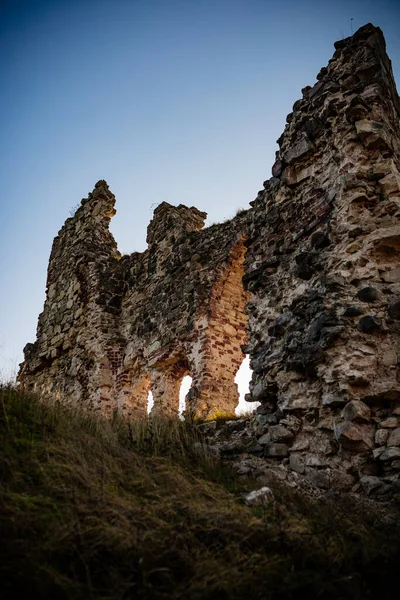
[1,0,400,387]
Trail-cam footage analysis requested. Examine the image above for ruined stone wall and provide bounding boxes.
[19,24,400,493]
[20,182,125,415]
[244,24,400,492]
[19,191,249,419]
[116,204,249,418]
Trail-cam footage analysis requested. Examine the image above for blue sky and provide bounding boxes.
[1,0,400,381]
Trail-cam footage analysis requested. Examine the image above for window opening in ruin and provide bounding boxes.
[147,390,154,414]
[196,237,251,419]
[179,375,193,417]
[235,355,257,415]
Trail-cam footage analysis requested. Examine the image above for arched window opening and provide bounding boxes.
[179,375,193,417]
[147,390,154,414]
[190,238,249,418]
[235,355,258,415]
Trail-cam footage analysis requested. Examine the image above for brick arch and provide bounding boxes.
[150,359,190,416]
[116,358,151,418]
[186,238,249,418]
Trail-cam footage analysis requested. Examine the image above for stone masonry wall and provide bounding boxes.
[19,24,400,493]
[243,24,400,494]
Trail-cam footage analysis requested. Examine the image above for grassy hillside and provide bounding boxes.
[1,386,399,600]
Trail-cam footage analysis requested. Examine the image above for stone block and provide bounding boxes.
[360,475,382,495]
[375,429,390,445]
[245,486,274,506]
[305,454,327,467]
[382,268,400,283]
[268,425,294,442]
[258,433,270,445]
[342,400,371,423]
[285,164,314,186]
[307,470,330,489]
[356,287,380,302]
[380,418,399,428]
[388,299,400,320]
[355,119,392,150]
[335,421,375,449]
[311,231,330,249]
[357,315,382,334]
[379,172,400,196]
[379,447,400,461]
[289,453,305,474]
[272,160,285,178]
[282,133,314,165]
[387,427,400,447]
[264,443,289,457]
[290,438,310,452]
[322,393,347,407]
[198,420,217,431]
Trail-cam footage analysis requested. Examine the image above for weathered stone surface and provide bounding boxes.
[380,418,399,428]
[281,132,314,165]
[322,393,347,407]
[310,231,330,249]
[356,287,380,303]
[379,447,400,461]
[357,118,393,149]
[387,428,400,447]
[357,315,382,334]
[375,428,390,446]
[198,420,217,431]
[289,453,305,474]
[342,400,371,423]
[257,433,270,445]
[335,422,375,449]
[360,476,382,495]
[264,443,289,457]
[307,470,330,490]
[244,486,274,506]
[272,160,285,178]
[382,268,400,283]
[268,425,294,442]
[388,299,400,320]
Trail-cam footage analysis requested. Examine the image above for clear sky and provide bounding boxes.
[1,0,400,393]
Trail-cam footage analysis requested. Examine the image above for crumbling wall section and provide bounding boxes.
[244,24,400,493]
[19,194,249,419]
[117,207,249,418]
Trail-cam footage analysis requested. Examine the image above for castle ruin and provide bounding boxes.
[19,24,400,493]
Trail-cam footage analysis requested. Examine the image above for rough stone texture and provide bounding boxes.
[19,24,400,492]
[244,24,400,493]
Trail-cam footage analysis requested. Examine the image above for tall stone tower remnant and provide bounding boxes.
[19,24,400,491]
[243,24,400,490]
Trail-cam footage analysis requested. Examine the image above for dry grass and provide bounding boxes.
[1,385,399,599]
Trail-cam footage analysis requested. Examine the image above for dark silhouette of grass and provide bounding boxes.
[1,385,399,599]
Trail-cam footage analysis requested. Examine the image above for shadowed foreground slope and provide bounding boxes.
[1,387,399,600]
